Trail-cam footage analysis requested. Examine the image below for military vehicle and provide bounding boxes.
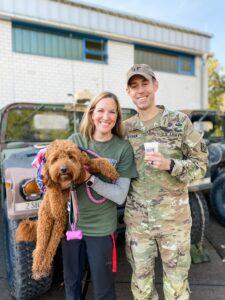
[204,112,225,226]
[185,109,225,245]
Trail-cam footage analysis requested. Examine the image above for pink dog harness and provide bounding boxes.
[32,147,47,193]
[80,147,117,205]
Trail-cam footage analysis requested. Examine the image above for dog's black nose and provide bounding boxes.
[60,166,67,174]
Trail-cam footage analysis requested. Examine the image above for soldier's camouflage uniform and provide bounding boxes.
[124,106,208,300]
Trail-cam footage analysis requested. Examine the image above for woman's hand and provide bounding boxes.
[145,152,171,171]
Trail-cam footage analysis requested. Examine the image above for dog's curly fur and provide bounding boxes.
[15,139,118,280]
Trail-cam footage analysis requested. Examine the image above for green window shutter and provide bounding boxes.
[22,29,31,53]
[51,34,59,57]
[64,36,72,59]
[37,32,45,55]
[71,38,83,60]
[58,35,65,58]
[135,46,194,75]
[12,28,22,52]
[45,33,53,56]
[30,31,38,54]
[135,49,177,73]
[12,23,106,63]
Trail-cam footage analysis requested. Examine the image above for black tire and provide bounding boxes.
[2,208,52,300]
[189,191,209,244]
[210,173,225,226]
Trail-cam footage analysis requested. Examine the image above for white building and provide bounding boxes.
[0,0,212,110]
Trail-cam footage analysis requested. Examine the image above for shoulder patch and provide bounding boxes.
[201,142,208,153]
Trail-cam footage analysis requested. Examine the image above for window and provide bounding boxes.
[12,22,107,63]
[178,55,194,74]
[84,39,107,62]
[135,46,194,75]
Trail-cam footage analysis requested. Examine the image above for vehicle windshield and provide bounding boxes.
[2,104,136,144]
[191,114,225,140]
[3,105,81,143]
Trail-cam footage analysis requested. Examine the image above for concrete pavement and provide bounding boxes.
[1,216,225,300]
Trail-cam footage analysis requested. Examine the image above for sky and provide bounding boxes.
[81,0,225,71]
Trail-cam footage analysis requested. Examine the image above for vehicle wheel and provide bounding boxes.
[2,208,52,300]
[189,191,209,244]
[210,173,225,226]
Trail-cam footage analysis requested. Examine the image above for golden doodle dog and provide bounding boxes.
[16,139,118,280]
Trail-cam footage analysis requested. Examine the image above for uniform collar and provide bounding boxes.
[131,105,170,131]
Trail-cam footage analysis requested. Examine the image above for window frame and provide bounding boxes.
[83,37,108,63]
[177,55,195,75]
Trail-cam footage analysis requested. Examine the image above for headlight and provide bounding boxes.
[20,178,43,201]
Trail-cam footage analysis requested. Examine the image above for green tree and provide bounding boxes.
[208,56,225,110]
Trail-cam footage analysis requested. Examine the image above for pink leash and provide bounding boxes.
[83,148,107,204]
[66,190,83,240]
[81,148,117,271]
[66,190,117,272]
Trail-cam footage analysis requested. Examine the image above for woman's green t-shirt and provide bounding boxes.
[68,133,137,236]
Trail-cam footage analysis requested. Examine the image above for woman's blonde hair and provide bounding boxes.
[80,91,123,140]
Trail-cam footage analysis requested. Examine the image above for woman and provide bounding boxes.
[62,91,137,300]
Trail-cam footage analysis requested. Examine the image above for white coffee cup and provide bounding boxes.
[144,142,159,153]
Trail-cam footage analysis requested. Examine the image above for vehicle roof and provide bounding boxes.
[181,109,225,117]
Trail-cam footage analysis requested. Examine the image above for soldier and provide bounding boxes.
[124,64,208,300]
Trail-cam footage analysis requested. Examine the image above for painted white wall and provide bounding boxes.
[0,20,15,107]
[0,20,207,111]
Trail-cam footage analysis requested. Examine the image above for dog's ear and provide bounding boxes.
[74,151,90,185]
[75,167,87,185]
[42,163,54,187]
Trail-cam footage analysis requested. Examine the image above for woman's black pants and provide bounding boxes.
[61,235,116,300]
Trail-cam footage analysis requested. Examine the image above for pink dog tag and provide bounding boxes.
[66,229,83,240]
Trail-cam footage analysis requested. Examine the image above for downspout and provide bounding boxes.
[200,53,209,109]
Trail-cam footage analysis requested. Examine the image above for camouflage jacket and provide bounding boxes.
[124,106,208,215]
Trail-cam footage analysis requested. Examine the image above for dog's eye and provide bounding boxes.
[69,155,75,161]
[51,157,57,163]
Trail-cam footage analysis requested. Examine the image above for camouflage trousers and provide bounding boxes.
[125,208,191,300]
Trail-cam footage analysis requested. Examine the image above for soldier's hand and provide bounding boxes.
[144,152,171,171]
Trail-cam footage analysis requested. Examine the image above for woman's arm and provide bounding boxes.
[90,177,131,205]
